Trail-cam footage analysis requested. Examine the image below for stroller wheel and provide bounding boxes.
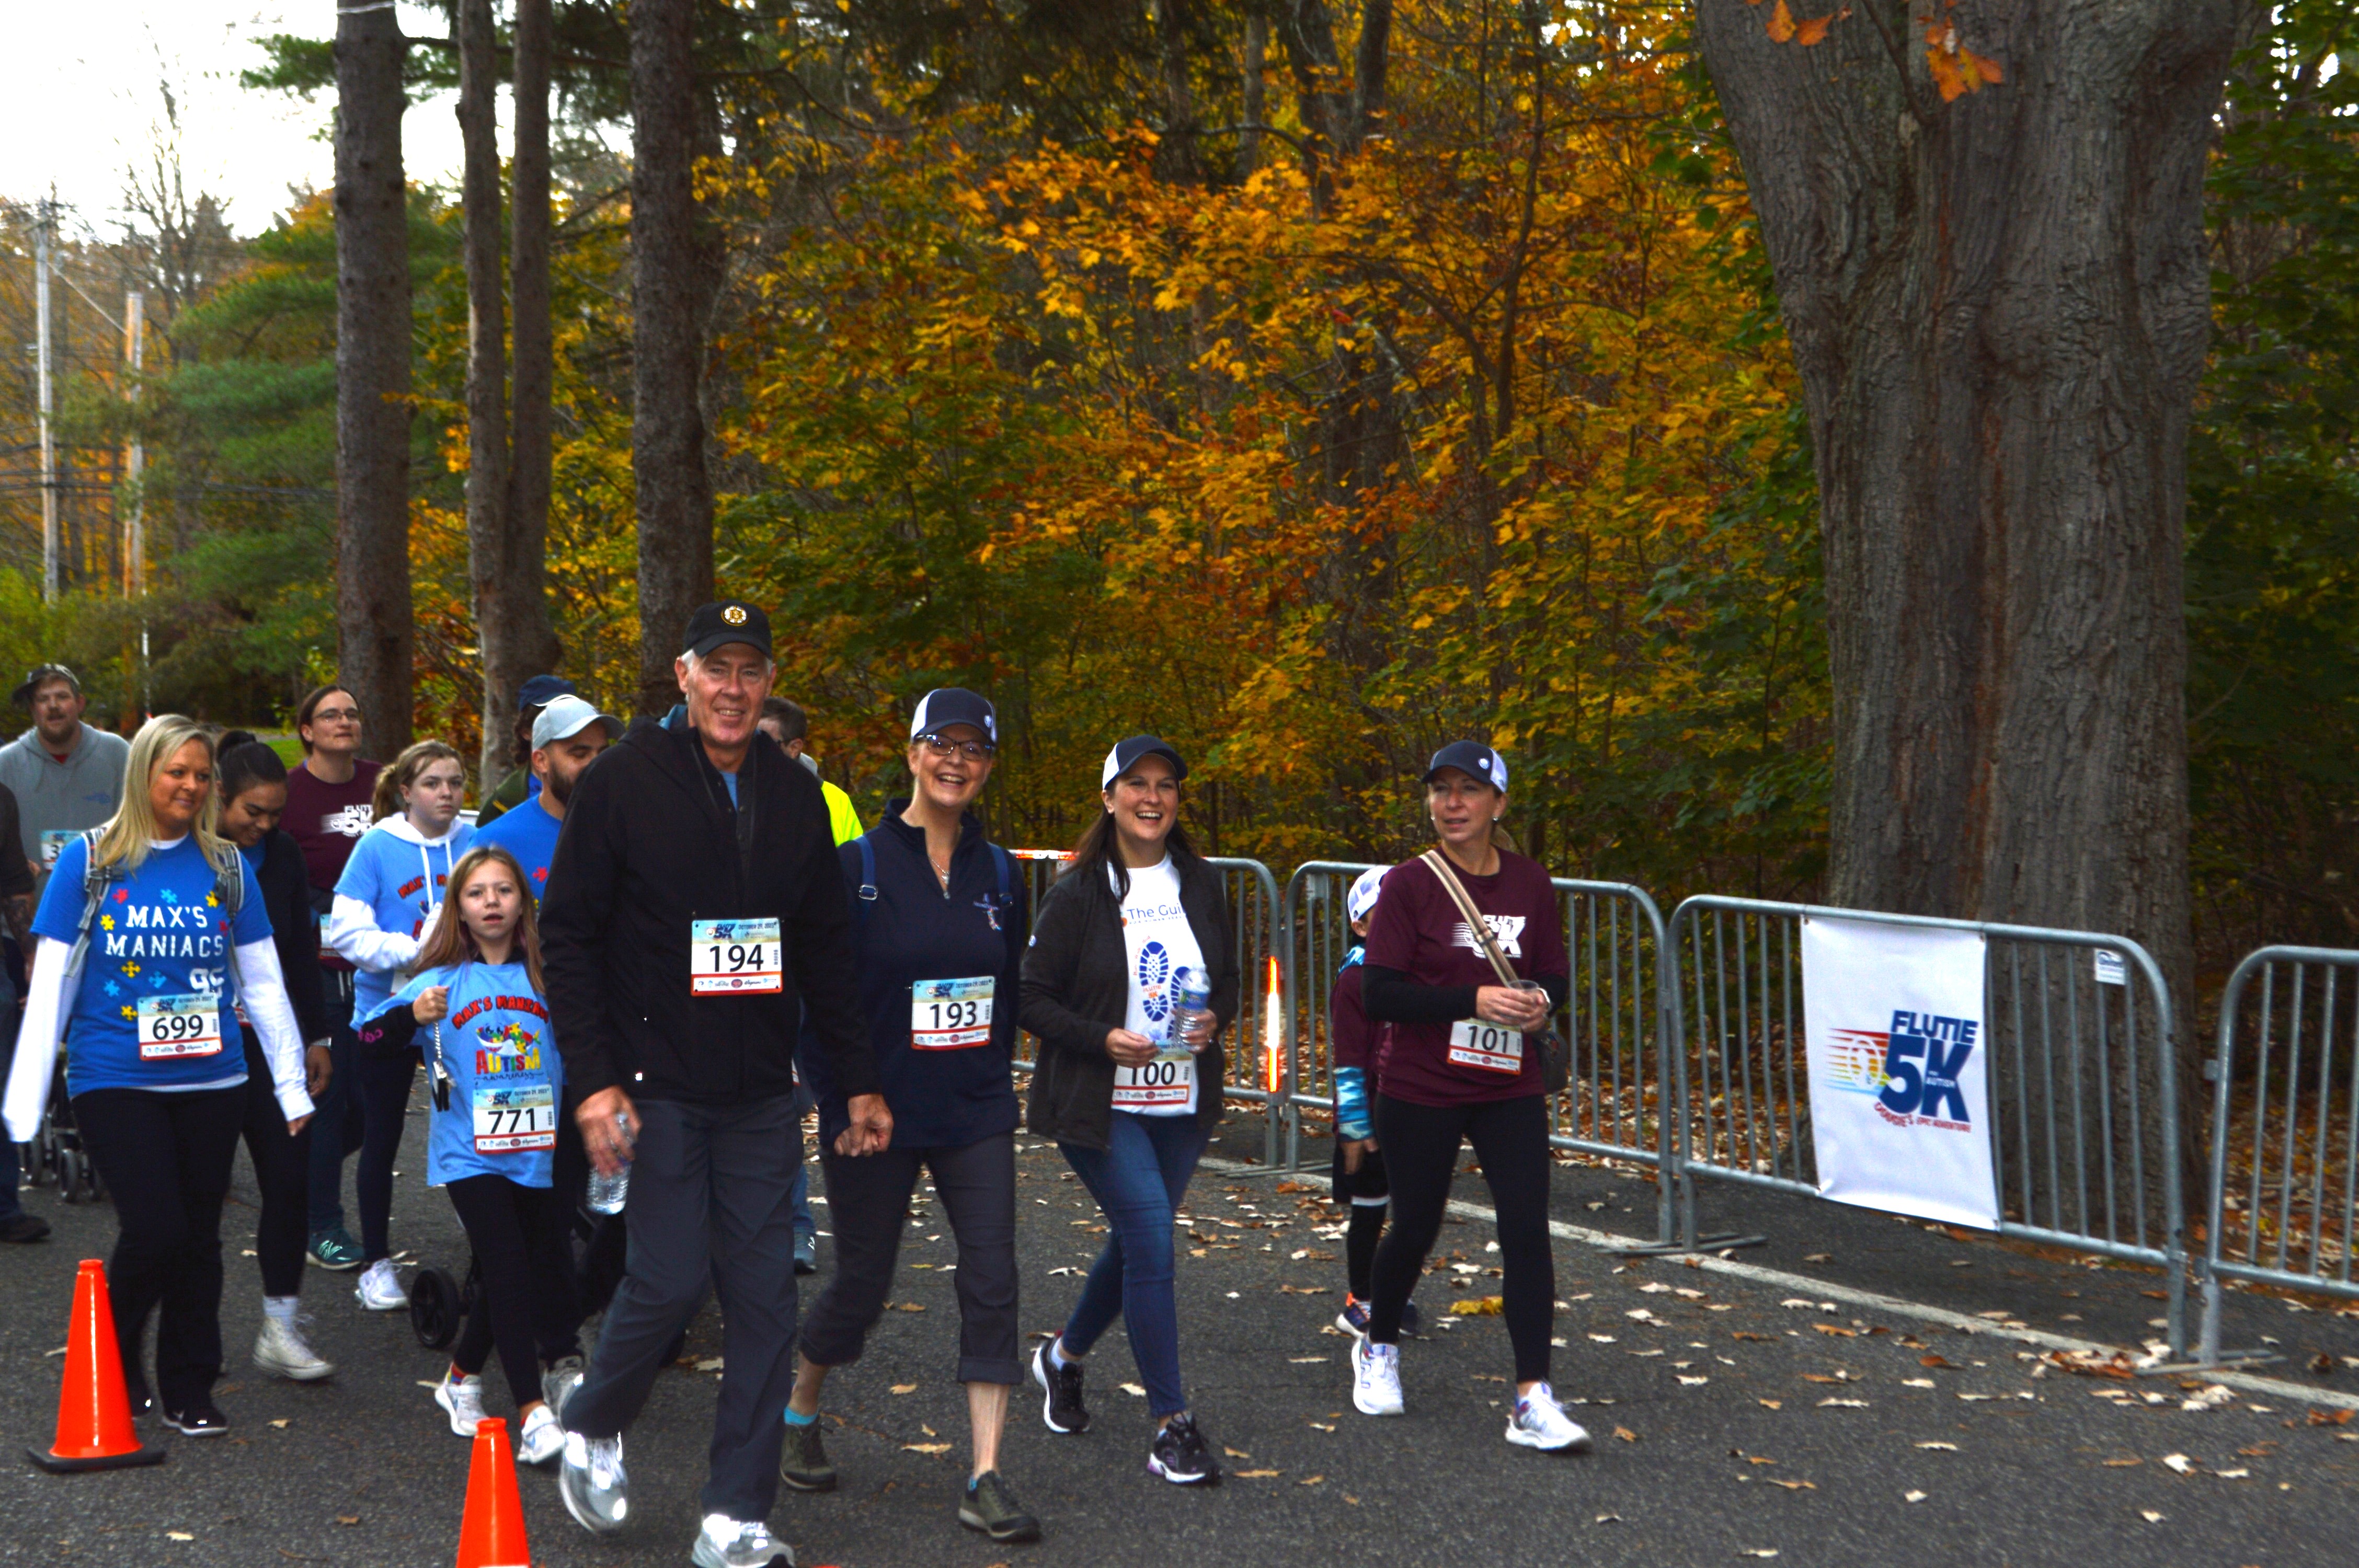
[410,1266,463,1351]
[57,1148,84,1205]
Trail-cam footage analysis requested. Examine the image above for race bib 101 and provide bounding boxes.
[138,994,224,1060]
[472,1081,558,1152]
[910,976,993,1050]
[690,918,783,995]
[1447,1018,1523,1074]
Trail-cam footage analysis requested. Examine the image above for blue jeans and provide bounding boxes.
[1058,1112,1209,1419]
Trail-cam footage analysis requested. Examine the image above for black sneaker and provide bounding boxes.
[960,1469,1042,1543]
[1399,1296,1425,1335]
[778,1415,837,1492]
[1147,1413,1220,1486]
[122,1362,153,1419]
[1029,1341,1089,1435]
[0,1212,51,1243]
[163,1400,228,1437]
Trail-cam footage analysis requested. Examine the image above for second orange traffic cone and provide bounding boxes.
[28,1259,165,1473]
[455,1416,529,1568]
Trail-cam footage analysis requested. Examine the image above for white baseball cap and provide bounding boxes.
[1346,867,1388,924]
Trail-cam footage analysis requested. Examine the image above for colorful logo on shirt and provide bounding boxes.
[474,1020,544,1077]
[1450,915,1526,959]
[323,805,372,839]
[1138,940,1173,1023]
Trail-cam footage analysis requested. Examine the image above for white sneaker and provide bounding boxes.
[542,1354,586,1421]
[354,1258,407,1311]
[253,1314,335,1381]
[692,1513,793,1567]
[517,1403,564,1465]
[559,1431,629,1535]
[435,1372,486,1437]
[1351,1337,1405,1416]
[1505,1381,1592,1452]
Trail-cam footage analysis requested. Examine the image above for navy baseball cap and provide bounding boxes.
[683,600,773,660]
[518,674,576,711]
[1422,741,1508,791]
[1101,735,1187,788]
[909,688,998,744]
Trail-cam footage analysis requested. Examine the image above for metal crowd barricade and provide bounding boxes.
[1667,896,2189,1354]
[1004,850,1286,1165]
[1277,861,1682,1243]
[2197,946,2359,1367]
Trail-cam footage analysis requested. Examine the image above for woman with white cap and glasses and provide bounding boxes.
[2,716,314,1436]
[1345,741,1588,1453]
[780,688,1039,1543]
[1020,735,1238,1486]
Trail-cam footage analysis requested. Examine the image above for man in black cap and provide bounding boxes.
[542,599,891,1568]
[475,673,577,827]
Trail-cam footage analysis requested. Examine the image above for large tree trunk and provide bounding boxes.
[508,0,561,696]
[458,0,517,789]
[629,0,717,716]
[1693,0,2243,1186]
[334,0,414,755]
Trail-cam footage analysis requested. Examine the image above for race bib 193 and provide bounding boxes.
[1447,1018,1523,1074]
[910,976,993,1050]
[690,918,783,995]
[472,1081,558,1152]
[138,994,224,1060]
[39,829,74,869]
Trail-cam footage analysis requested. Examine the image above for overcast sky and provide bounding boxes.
[1,2,470,241]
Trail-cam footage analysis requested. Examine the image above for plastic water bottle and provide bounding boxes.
[1168,967,1213,1055]
[585,1112,635,1215]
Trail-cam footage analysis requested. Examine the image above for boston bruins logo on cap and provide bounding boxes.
[723,605,748,626]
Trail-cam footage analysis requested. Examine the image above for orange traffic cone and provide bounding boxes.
[28,1259,166,1473]
[455,1416,529,1568]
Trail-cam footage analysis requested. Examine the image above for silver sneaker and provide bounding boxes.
[542,1354,586,1421]
[517,1403,564,1466]
[691,1513,793,1567]
[559,1431,629,1535]
[354,1258,407,1311]
[253,1315,335,1381]
[436,1373,486,1437]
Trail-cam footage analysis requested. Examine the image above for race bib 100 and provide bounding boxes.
[138,994,224,1060]
[690,918,783,995]
[910,976,993,1050]
[1447,1018,1523,1074]
[472,1082,558,1152]
[1112,1055,1196,1111]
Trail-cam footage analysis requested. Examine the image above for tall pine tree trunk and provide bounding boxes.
[457,0,517,789]
[508,0,561,695]
[334,0,414,754]
[629,0,717,715]
[1693,0,2245,1170]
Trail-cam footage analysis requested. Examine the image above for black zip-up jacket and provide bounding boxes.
[1018,847,1238,1150]
[796,801,1027,1149]
[540,712,880,1106]
[246,827,330,1045]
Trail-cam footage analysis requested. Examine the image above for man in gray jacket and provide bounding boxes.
[0,664,129,884]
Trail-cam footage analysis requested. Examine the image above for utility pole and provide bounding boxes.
[124,291,148,711]
[34,198,57,603]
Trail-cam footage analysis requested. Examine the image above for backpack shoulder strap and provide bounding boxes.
[854,832,878,938]
[990,842,1011,907]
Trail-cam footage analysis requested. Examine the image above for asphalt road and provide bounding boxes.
[4,1096,2356,1567]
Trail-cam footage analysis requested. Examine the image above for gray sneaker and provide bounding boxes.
[558,1431,629,1535]
[542,1354,585,1421]
[690,1514,793,1567]
[778,1416,836,1492]
[253,1315,335,1381]
[960,1469,1043,1543]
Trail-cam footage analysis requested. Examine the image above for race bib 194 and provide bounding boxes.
[472,1082,558,1152]
[910,976,993,1050]
[1447,1018,1523,1074]
[138,994,224,1060]
[690,918,783,995]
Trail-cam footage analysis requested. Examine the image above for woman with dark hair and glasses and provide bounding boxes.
[1020,735,1238,1487]
[781,689,1038,1543]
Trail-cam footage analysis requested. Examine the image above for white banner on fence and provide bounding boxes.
[1801,914,1998,1230]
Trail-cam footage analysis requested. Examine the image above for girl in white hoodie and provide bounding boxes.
[328,740,472,1311]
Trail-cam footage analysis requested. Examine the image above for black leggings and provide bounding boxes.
[73,1085,246,1409]
[239,1029,313,1298]
[1367,1093,1556,1383]
[356,1048,417,1263]
[444,1173,581,1411]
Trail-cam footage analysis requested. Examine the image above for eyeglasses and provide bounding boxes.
[915,732,996,762]
[310,707,361,724]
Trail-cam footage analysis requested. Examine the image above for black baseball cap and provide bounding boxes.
[1101,734,1188,787]
[909,688,998,744]
[12,664,79,706]
[518,674,576,711]
[1422,740,1508,791]
[682,600,773,660]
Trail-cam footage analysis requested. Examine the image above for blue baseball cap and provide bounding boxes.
[1422,741,1507,791]
[1101,735,1187,787]
[518,674,576,711]
[909,687,998,744]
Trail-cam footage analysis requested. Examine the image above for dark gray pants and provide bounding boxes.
[565,1093,800,1520]
[800,1130,1021,1387]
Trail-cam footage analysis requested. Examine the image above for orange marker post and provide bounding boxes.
[28,1259,166,1473]
[454,1416,530,1568]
